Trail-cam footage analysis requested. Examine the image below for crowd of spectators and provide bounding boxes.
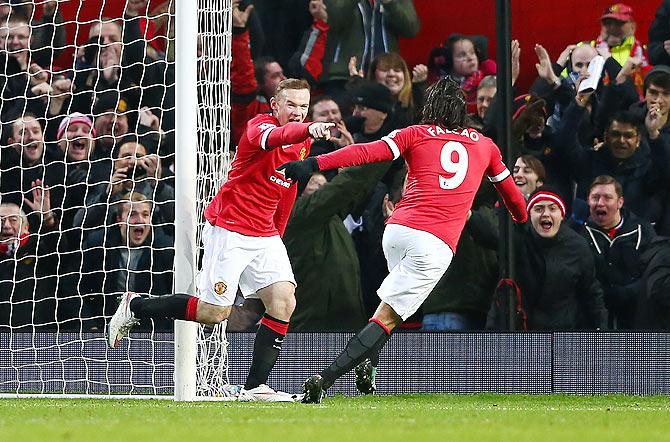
[1,0,670,333]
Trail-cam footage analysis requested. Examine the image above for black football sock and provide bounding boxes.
[369,348,381,368]
[320,320,391,390]
[244,313,289,390]
[130,293,199,321]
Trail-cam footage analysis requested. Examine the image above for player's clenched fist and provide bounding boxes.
[308,122,335,140]
[277,157,320,184]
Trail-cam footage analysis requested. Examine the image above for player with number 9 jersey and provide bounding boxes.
[312,122,526,253]
[277,78,529,403]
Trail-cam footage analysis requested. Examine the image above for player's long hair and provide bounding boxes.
[420,77,468,131]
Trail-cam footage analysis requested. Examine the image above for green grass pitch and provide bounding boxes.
[2,394,669,442]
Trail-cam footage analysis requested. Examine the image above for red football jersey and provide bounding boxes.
[382,125,510,251]
[316,124,523,252]
[204,114,312,236]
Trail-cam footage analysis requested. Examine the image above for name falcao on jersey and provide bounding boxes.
[423,126,481,142]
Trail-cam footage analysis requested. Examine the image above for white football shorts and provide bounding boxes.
[377,223,454,320]
[197,223,296,306]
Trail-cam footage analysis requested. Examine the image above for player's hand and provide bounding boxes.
[308,122,335,140]
[277,157,319,184]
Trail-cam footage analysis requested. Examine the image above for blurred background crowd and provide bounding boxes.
[1,0,670,333]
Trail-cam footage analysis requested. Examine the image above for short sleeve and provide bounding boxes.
[381,127,414,160]
[246,115,278,150]
[485,140,510,183]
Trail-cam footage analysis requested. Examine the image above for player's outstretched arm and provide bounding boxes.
[264,122,334,149]
[277,139,394,183]
[493,175,528,224]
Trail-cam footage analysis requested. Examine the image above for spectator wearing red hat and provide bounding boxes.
[484,186,607,330]
[649,0,670,66]
[593,3,649,96]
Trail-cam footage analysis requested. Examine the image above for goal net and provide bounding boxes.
[0,0,232,399]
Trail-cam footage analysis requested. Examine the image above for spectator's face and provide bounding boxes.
[600,18,633,47]
[9,116,44,165]
[452,39,478,77]
[530,201,562,238]
[374,65,405,97]
[7,21,29,52]
[0,5,10,19]
[95,111,129,147]
[302,173,327,197]
[262,62,286,98]
[605,121,639,159]
[570,46,597,77]
[0,204,28,243]
[311,99,342,124]
[59,122,95,162]
[352,104,387,134]
[97,22,122,45]
[645,83,670,118]
[115,142,147,189]
[271,88,310,125]
[476,86,496,119]
[118,200,152,247]
[588,183,623,229]
[513,158,543,197]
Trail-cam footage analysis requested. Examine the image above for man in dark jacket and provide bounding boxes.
[285,161,391,331]
[79,192,174,330]
[484,187,608,330]
[636,236,670,329]
[0,203,59,331]
[556,104,668,224]
[574,176,655,328]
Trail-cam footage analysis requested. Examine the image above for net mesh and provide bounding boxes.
[0,0,232,398]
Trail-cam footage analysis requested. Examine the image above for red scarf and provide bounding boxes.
[0,232,29,256]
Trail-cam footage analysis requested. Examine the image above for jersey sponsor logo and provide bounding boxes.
[426,125,480,142]
[214,281,227,295]
[270,174,291,188]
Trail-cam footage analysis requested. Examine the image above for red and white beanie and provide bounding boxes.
[526,187,566,218]
[57,112,96,140]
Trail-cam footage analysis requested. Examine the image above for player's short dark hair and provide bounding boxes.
[274,78,310,98]
[606,110,641,134]
[420,77,468,130]
[589,175,623,198]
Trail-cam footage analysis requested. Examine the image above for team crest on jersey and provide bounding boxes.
[214,281,227,295]
[299,147,307,160]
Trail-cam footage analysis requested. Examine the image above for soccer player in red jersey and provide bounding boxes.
[107,78,334,402]
[279,77,528,403]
